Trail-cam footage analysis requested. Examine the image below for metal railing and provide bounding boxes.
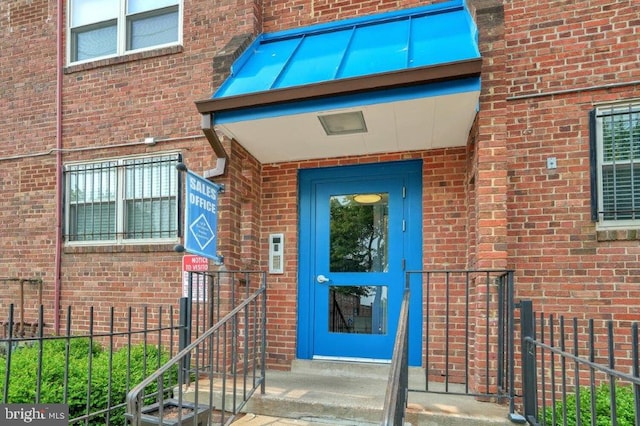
[126,271,267,426]
[0,302,183,425]
[381,285,410,425]
[406,270,517,410]
[185,270,264,345]
[330,290,352,333]
[519,300,640,425]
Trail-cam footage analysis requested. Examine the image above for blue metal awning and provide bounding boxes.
[196,0,482,164]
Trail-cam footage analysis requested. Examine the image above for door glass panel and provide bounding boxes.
[329,286,387,334]
[329,193,388,272]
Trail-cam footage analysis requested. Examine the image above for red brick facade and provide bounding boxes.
[504,1,640,321]
[1,0,638,378]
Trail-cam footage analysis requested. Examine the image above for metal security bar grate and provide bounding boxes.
[64,154,181,242]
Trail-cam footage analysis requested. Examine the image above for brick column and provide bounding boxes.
[469,1,508,396]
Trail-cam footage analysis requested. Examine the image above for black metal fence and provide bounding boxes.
[406,270,517,411]
[519,300,640,425]
[0,270,267,426]
[126,270,267,426]
[1,302,184,425]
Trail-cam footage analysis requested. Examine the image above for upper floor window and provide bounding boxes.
[591,102,640,227]
[69,0,181,64]
[64,153,181,243]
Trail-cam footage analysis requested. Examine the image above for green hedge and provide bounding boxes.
[544,383,637,426]
[0,338,177,425]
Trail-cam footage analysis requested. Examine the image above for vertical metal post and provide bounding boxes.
[179,296,190,385]
[3,304,15,403]
[607,321,618,425]
[187,272,194,341]
[497,273,505,398]
[632,323,639,424]
[507,271,517,412]
[444,271,450,393]
[508,274,526,424]
[520,300,537,422]
[260,272,267,394]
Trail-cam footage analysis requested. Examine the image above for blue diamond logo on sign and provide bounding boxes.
[184,170,222,262]
[190,214,215,250]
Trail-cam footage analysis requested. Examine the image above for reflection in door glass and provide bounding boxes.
[329,286,387,334]
[329,193,388,273]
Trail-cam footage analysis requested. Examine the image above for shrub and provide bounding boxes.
[544,383,636,426]
[0,338,177,425]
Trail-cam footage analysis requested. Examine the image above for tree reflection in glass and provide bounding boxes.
[328,193,388,334]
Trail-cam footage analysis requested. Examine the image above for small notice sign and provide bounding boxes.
[182,255,208,301]
[182,254,209,272]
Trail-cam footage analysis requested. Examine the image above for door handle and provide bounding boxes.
[316,274,330,284]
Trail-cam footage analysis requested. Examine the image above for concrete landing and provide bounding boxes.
[234,360,517,426]
[232,413,377,425]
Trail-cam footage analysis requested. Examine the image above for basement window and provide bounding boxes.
[63,153,181,244]
[591,102,640,228]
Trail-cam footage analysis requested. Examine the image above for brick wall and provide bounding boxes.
[473,1,509,271]
[504,0,640,320]
[262,0,447,32]
[0,0,59,327]
[4,0,638,375]
[0,0,261,328]
[55,0,263,320]
[212,139,263,271]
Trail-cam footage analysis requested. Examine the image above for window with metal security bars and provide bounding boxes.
[64,154,181,243]
[590,102,640,226]
[68,0,181,64]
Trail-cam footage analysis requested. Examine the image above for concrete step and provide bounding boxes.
[231,413,379,425]
[238,360,514,426]
[184,360,516,425]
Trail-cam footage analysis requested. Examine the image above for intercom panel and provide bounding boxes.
[268,233,284,274]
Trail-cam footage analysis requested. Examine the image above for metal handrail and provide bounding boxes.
[125,276,266,426]
[382,286,410,426]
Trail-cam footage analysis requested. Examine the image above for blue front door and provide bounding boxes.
[298,161,422,365]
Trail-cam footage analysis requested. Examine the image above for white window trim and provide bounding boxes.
[67,0,183,66]
[595,101,640,230]
[64,152,182,246]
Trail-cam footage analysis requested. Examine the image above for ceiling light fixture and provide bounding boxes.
[318,111,367,136]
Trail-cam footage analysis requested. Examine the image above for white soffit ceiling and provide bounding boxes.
[215,91,479,164]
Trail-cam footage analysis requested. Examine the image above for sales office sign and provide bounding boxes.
[184,169,222,263]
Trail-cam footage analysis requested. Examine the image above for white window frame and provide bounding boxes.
[594,101,640,229]
[64,153,182,245]
[67,0,183,65]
